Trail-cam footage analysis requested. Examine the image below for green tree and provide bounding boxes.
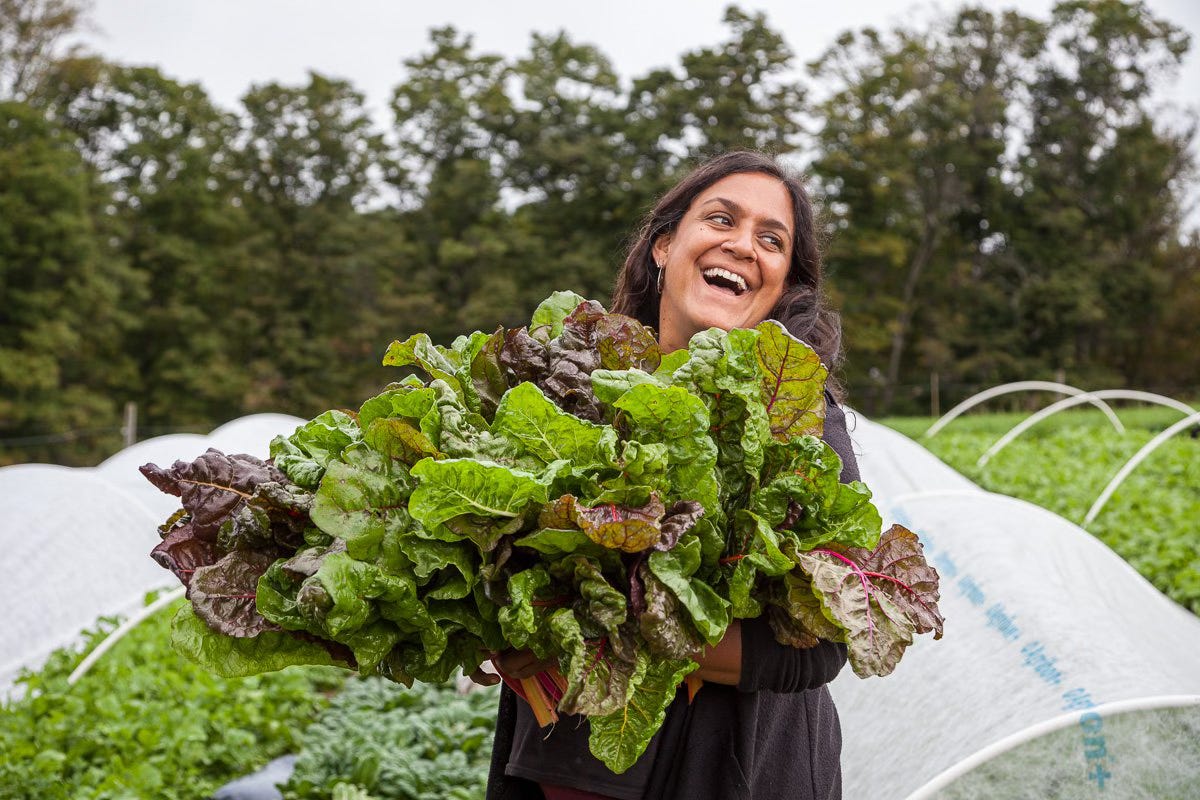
[44,58,262,429]
[0,0,87,101]
[1004,0,1191,387]
[811,10,1043,411]
[388,27,525,341]
[0,100,142,464]
[234,72,397,414]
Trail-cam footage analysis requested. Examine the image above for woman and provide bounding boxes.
[486,151,857,800]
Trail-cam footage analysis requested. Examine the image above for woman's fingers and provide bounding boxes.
[468,666,501,687]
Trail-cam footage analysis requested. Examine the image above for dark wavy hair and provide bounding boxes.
[611,150,843,397]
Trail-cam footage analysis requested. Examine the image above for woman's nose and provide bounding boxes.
[720,231,755,260]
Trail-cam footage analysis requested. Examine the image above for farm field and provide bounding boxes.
[880,406,1200,616]
[0,599,495,799]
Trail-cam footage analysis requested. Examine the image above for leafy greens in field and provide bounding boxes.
[143,291,943,773]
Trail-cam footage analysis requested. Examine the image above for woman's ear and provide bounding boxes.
[651,232,672,266]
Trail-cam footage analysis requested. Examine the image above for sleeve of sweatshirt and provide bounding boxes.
[736,395,858,694]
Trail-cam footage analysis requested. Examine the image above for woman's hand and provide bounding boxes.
[491,648,558,680]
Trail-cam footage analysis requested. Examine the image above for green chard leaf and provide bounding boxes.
[492,381,618,467]
[529,290,589,341]
[269,410,362,489]
[647,535,731,646]
[551,610,639,717]
[311,443,416,562]
[638,565,704,660]
[171,605,349,678]
[408,457,552,550]
[497,567,553,652]
[469,326,510,419]
[792,525,943,677]
[753,320,827,441]
[613,383,719,515]
[588,655,697,774]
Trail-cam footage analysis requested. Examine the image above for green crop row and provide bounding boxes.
[0,596,496,800]
[882,408,1200,614]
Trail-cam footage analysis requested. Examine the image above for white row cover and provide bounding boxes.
[830,413,1200,799]
[0,414,305,692]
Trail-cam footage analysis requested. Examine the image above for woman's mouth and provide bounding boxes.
[700,267,748,297]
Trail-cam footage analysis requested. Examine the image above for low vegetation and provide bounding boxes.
[882,408,1200,614]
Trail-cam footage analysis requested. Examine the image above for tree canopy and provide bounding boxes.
[1,0,1196,465]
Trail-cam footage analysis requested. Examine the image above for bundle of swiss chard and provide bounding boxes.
[143,291,943,773]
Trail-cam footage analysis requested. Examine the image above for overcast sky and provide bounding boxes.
[74,0,1199,121]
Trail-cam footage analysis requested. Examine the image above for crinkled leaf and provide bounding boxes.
[767,604,820,649]
[498,567,552,652]
[499,327,549,385]
[513,526,620,568]
[188,549,281,637]
[612,383,719,515]
[753,320,827,441]
[727,557,762,618]
[268,410,361,490]
[383,333,470,404]
[492,381,617,467]
[647,535,731,645]
[437,509,530,553]
[590,368,664,406]
[218,481,312,553]
[550,555,627,633]
[573,494,664,553]
[588,655,696,774]
[777,569,844,642]
[469,327,509,419]
[638,566,704,659]
[358,385,439,437]
[529,290,589,341]
[364,417,443,464]
[150,517,218,588]
[658,500,704,552]
[140,449,285,539]
[304,551,432,669]
[311,444,415,561]
[793,525,942,677]
[736,510,794,576]
[408,457,551,531]
[426,380,521,465]
[551,610,639,717]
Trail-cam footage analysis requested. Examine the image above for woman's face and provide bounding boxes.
[653,171,794,352]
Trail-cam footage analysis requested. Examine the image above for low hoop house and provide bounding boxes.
[830,415,1200,799]
[0,414,305,693]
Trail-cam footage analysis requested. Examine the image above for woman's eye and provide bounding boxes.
[708,213,733,226]
[762,234,783,250]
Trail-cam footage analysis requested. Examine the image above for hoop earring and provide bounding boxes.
[656,262,665,294]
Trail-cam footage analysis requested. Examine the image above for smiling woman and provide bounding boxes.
[487,151,856,800]
[613,150,843,394]
[653,172,795,351]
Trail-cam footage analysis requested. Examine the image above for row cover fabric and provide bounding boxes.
[829,413,1200,799]
[0,415,305,694]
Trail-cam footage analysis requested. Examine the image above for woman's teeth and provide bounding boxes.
[701,267,748,295]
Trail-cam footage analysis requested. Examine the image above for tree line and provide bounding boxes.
[1,0,1196,465]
